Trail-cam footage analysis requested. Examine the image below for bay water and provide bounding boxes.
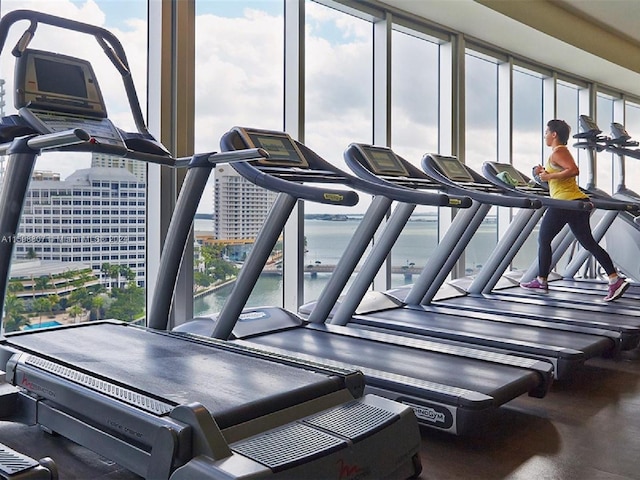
[193,215,525,316]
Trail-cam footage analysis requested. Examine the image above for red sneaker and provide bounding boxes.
[519,278,549,293]
[604,278,630,302]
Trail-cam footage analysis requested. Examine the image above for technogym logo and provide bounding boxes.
[404,402,446,424]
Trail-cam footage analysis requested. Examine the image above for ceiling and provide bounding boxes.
[559,0,640,46]
[377,0,640,98]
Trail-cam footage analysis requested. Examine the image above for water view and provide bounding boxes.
[193,215,526,316]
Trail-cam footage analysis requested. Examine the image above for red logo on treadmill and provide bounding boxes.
[337,459,366,479]
[21,375,56,397]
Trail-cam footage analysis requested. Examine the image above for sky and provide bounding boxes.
[0,0,583,216]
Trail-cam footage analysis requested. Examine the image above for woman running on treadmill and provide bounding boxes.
[520,118,630,302]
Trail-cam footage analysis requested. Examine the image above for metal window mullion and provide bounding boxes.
[171,0,196,328]
[146,0,195,329]
[371,11,391,292]
[613,98,626,192]
[283,0,305,312]
[146,0,174,327]
[447,33,466,279]
[578,84,596,189]
[497,58,512,240]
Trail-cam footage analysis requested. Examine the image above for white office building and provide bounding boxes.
[91,152,147,183]
[14,167,147,286]
[213,164,277,241]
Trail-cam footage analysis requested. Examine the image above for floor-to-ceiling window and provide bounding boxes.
[512,67,544,174]
[3,0,640,331]
[1,0,148,331]
[464,49,499,275]
[192,0,284,315]
[596,92,617,194]
[303,0,373,303]
[624,101,640,195]
[511,65,544,271]
[390,26,441,287]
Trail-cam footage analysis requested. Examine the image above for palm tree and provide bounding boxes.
[119,265,135,287]
[3,294,28,333]
[7,281,24,294]
[34,275,51,297]
[100,263,120,289]
[47,294,61,317]
[68,304,83,323]
[33,297,52,325]
[91,295,105,321]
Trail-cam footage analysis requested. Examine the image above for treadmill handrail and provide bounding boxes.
[482,161,640,213]
[346,169,467,208]
[422,155,543,209]
[344,144,473,209]
[147,149,270,331]
[0,128,90,155]
[230,161,359,206]
[482,162,594,211]
[221,128,464,208]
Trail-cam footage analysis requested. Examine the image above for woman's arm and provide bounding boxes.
[539,149,579,181]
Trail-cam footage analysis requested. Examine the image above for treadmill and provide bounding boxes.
[338,150,640,350]
[476,162,640,311]
[298,143,625,380]
[601,120,640,283]
[401,155,640,342]
[176,126,555,435]
[0,11,423,480]
[503,115,640,302]
[521,116,640,296]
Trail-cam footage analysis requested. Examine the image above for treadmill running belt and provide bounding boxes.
[242,328,542,406]
[5,323,343,429]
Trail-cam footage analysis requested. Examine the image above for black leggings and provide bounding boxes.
[538,205,616,278]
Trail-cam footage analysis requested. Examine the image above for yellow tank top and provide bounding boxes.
[545,155,587,201]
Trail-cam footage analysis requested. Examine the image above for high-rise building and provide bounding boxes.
[91,152,146,183]
[14,167,147,286]
[213,163,277,241]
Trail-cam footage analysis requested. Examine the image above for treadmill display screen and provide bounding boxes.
[432,155,474,182]
[244,130,309,167]
[611,122,630,140]
[35,57,88,98]
[491,163,528,186]
[579,115,600,134]
[359,145,409,176]
[15,49,107,117]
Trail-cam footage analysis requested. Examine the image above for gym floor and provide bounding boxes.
[2,349,640,479]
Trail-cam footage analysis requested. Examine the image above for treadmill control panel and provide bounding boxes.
[234,127,309,168]
[355,144,410,177]
[14,48,125,148]
[19,108,125,148]
[430,154,475,183]
[15,48,106,117]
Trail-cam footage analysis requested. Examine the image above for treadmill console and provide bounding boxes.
[353,144,410,177]
[430,154,475,183]
[14,48,125,148]
[487,162,530,187]
[611,122,631,142]
[232,127,309,168]
[576,114,601,137]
